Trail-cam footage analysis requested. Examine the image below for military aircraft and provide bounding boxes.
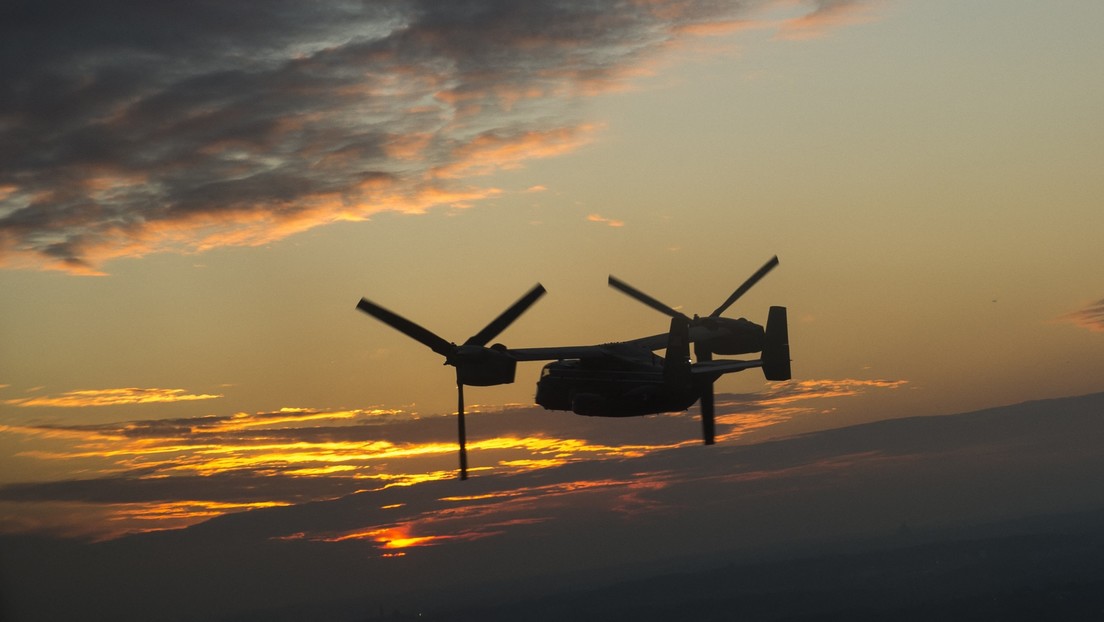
[354,257,789,479]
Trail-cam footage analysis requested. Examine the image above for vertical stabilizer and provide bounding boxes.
[763,306,791,381]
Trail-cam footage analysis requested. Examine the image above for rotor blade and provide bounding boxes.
[697,347,715,445]
[457,381,468,481]
[700,385,716,445]
[710,255,779,318]
[464,284,546,347]
[608,276,689,320]
[357,298,454,356]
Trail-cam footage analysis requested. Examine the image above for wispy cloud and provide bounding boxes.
[711,378,908,441]
[775,0,881,41]
[5,387,223,408]
[0,0,877,274]
[1061,298,1104,333]
[587,213,625,227]
[315,475,667,553]
[757,378,908,403]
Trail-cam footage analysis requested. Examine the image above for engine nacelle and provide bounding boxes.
[452,344,517,386]
[696,317,765,355]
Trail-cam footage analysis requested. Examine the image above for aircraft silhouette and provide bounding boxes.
[355,257,790,479]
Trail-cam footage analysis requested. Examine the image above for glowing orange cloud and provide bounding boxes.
[313,475,671,551]
[436,124,603,179]
[710,378,908,442]
[0,499,293,542]
[775,0,881,41]
[675,18,764,37]
[8,180,506,275]
[5,387,222,408]
[756,378,908,405]
[106,500,292,535]
[1061,298,1104,333]
[329,524,442,548]
[202,408,373,433]
[587,213,625,227]
[1,1,883,275]
[712,411,795,443]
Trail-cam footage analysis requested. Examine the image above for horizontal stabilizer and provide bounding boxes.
[691,359,762,375]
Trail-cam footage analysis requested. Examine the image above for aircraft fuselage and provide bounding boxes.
[535,358,700,417]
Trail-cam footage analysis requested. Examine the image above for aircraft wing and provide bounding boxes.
[515,323,759,358]
[691,359,763,375]
[509,341,657,362]
[509,345,608,361]
[616,326,756,352]
[617,333,669,351]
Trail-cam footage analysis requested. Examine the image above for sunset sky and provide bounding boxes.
[2,0,1103,554]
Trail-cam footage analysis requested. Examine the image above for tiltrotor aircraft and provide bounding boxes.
[355,256,790,479]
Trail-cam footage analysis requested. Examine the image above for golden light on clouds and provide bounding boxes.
[328,525,441,548]
[6,387,223,408]
[437,124,603,179]
[587,213,625,227]
[312,476,666,553]
[0,378,908,540]
[757,378,909,405]
[712,411,795,443]
[109,500,293,530]
[203,408,369,432]
[773,0,882,41]
[0,0,886,275]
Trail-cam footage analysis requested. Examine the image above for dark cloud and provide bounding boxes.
[0,0,872,273]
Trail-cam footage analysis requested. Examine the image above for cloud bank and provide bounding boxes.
[0,377,903,539]
[0,0,873,274]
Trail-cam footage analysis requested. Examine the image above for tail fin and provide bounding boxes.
[663,316,692,383]
[762,306,791,381]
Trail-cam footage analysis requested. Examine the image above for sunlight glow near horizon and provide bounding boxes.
[313,477,675,554]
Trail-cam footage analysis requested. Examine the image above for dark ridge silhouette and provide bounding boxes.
[361,509,1104,622]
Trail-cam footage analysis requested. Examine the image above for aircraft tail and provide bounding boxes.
[762,306,791,381]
